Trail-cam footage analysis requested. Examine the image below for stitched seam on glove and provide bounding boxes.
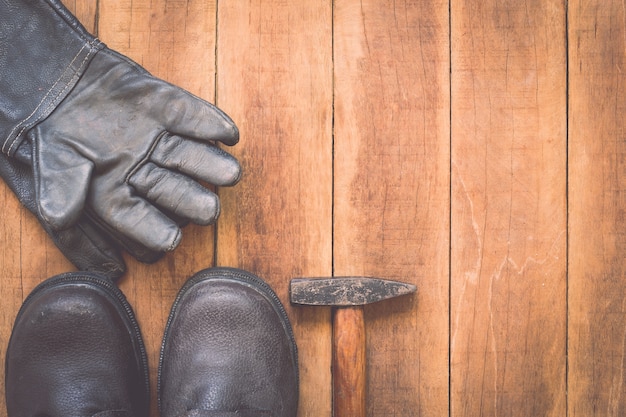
[2,38,103,155]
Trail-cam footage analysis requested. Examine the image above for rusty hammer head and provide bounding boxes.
[290,277,417,306]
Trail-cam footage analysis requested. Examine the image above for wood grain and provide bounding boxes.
[333,307,366,417]
[333,0,450,415]
[451,0,567,416]
[568,1,626,415]
[216,2,334,416]
[62,0,98,34]
[2,1,625,416]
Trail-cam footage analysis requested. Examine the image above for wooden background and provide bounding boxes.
[1,0,625,416]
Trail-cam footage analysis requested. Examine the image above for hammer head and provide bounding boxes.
[290,277,417,306]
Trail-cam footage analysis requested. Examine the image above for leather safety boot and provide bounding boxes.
[5,272,149,417]
[158,267,299,417]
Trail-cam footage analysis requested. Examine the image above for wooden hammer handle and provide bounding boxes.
[333,306,366,417]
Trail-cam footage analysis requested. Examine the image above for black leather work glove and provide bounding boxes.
[18,47,242,252]
[1,0,241,267]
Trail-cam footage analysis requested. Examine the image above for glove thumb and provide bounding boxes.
[31,129,93,230]
[0,148,127,280]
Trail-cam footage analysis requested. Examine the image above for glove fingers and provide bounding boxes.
[33,133,93,230]
[151,133,241,186]
[158,84,239,146]
[128,162,220,225]
[90,187,183,252]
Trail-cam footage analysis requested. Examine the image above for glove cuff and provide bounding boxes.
[0,0,104,156]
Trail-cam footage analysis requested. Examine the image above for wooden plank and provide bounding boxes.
[62,0,98,33]
[96,1,219,416]
[333,0,450,415]
[216,1,334,416]
[0,172,28,417]
[450,1,567,416]
[568,1,626,415]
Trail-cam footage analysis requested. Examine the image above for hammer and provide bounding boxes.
[290,276,417,417]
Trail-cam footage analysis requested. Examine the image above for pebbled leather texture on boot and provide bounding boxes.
[158,267,298,417]
[5,273,149,417]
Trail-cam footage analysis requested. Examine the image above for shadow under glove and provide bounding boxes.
[1,0,241,270]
